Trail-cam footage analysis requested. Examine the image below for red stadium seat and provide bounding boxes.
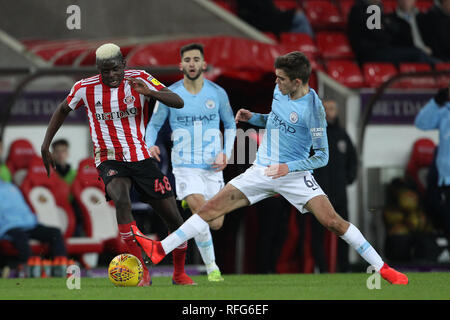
[19,156,103,261]
[316,32,354,60]
[363,62,398,88]
[435,63,450,87]
[20,156,76,239]
[274,0,298,11]
[340,0,355,20]
[279,33,318,58]
[71,158,126,254]
[6,139,37,186]
[303,0,344,29]
[326,60,364,88]
[382,0,397,14]
[397,63,435,88]
[416,0,433,12]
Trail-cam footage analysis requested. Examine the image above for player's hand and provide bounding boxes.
[149,145,161,161]
[235,108,253,124]
[40,146,55,177]
[125,77,152,96]
[211,152,227,172]
[265,164,289,179]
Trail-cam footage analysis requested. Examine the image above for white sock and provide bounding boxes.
[340,223,384,271]
[194,229,219,274]
[161,214,209,254]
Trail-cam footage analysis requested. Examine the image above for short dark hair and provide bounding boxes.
[274,51,311,84]
[180,43,204,58]
[51,139,69,150]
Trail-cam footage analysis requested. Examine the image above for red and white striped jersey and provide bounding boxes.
[66,69,165,166]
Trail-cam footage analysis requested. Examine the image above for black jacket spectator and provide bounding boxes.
[313,121,357,209]
[236,0,296,36]
[348,0,435,65]
[388,10,422,48]
[418,3,450,61]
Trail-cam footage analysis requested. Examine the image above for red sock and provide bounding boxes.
[172,241,188,276]
[118,221,148,272]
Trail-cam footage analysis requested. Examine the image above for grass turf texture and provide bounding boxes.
[0,273,449,300]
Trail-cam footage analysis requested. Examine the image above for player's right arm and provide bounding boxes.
[145,101,170,161]
[414,100,440,130]
[235,108,268,127]
[41,99,72,177]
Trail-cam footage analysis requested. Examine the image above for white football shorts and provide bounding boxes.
[172,167,225,201]
[228,164,325,213]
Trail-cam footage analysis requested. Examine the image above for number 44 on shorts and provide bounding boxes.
[154,176,172,194]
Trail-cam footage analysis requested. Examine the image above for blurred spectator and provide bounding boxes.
[419,0,450,61]
[309,100,358,272]
[0,179,67,277]
[383,177,437,262]
[348,0,435,65]
[389,0,436,61]
[236,0,314,38]
[51,139,84,236]
[415,85,450,248]
[51,139,77,185]
[0,138,12,182]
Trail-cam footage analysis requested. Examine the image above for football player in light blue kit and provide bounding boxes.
[135,51,408,285]
[145,43,236,282]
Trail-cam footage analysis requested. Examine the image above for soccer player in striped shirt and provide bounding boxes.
[132,51,409,285]
[41,43,195,286]
[146,43,236,281]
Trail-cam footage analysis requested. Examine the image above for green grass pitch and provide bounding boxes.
[0,273,449,300]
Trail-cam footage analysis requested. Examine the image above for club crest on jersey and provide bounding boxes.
[123,96,135,105]
[107,169,118,177]
[289,112,299,124]
[205,99,216,109]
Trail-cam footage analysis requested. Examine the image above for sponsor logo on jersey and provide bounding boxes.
[271,112,296,134]
[95,107,138,121]
[107,169,118,177]
[205,99,216,109]
[123,95,135,104]
[176,113,217,125]
[289,112,299,124]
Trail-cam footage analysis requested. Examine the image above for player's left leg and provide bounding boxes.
[132,183,250,265]
[306,195,408,285]
[185,194,223,281]
[147,196,196,285]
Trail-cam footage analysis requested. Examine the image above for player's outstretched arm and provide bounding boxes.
[236,108,269,127]
[234,108,253,123]
[126,77,184,109]
[41,100,72,177]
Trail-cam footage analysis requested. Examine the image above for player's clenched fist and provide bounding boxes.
[149,145,161,162]
[235,108,253,123]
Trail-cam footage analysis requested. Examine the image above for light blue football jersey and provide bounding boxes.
[146,79,236,169]
[248,85,329,172]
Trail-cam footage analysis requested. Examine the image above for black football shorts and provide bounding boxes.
[97,158,174,202]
